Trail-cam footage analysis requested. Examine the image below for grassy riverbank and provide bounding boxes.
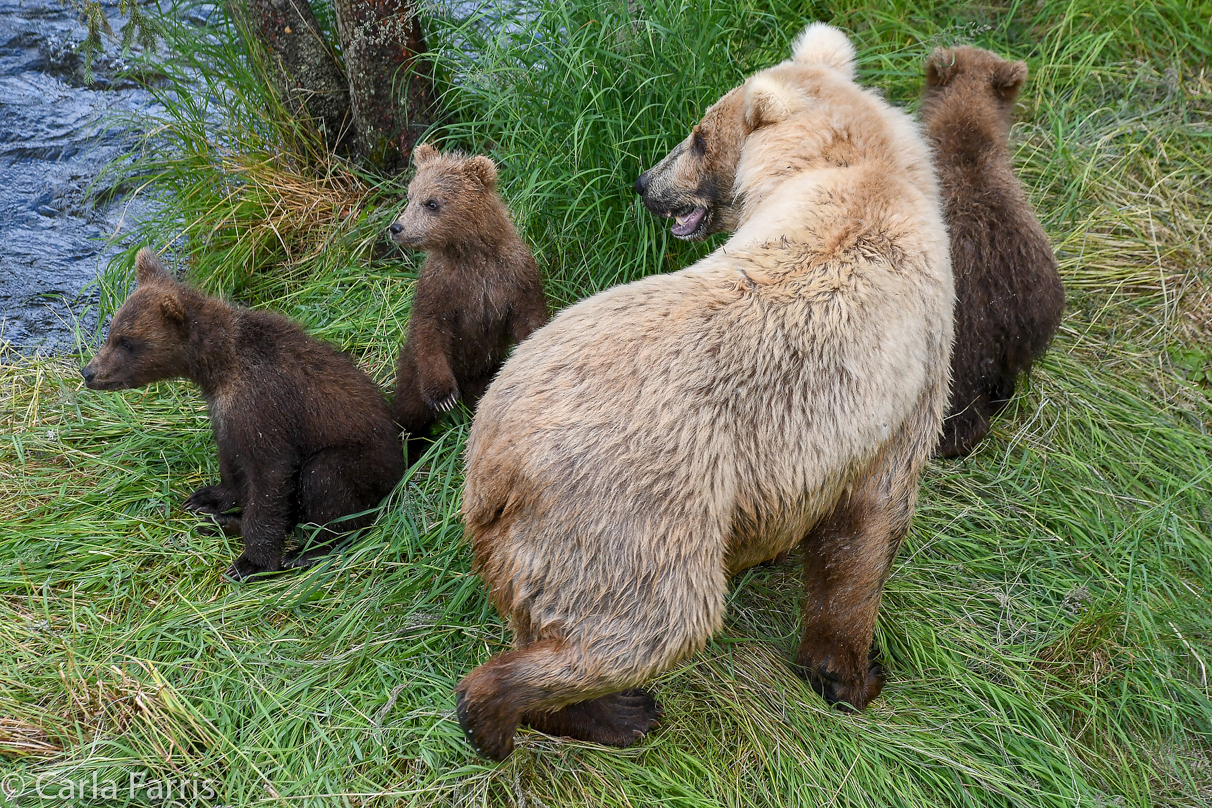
[2,0,1210,805]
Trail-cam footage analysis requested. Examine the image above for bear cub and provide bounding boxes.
[388,145,547,459]
[922,46,1065,457]
[81,250,405,581]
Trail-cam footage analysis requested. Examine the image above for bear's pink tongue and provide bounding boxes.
[671,206,706,237]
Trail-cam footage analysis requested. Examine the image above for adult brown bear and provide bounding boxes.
[457,23,954,761]
[638,44,1065,460]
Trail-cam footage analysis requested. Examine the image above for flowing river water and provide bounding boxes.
[0,1,519,355]
[0,0,166,354]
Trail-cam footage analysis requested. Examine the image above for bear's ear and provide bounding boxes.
[991,59,1028,102]
[413,143,439,167]
[135,248,170,285]
[925,48,957,88]
[466,155,498,189]
[744,75,797,130]
[790,22,856,80]
[158,289,188,331]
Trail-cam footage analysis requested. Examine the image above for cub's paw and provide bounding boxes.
[421,379,460,414]
[224,554,280,583]
[455,690,516,762]
[526,689,662,747]
[184,485,235,515]
[195,512,243,538]
[793,651,885,713]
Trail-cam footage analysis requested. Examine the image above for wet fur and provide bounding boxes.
[81,250,404,581]
[456,23,954,761]
[921,46,1065,457]
[389,146,548,460]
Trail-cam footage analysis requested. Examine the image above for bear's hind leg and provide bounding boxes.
[391,347,440,463]
[936,400,990,458]
[287,445,399,566]
[456,639,661,761]
[523,689,661,748]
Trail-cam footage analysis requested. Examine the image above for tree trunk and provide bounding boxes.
[228,0,352,148]
[330,0,434,172]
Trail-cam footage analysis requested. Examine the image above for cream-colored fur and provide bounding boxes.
[456,22,953,758]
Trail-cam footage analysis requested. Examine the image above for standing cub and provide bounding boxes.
[81,250,404,580]
[922,46,1065,457]
[457,23,953,761]
[388,146,547,458]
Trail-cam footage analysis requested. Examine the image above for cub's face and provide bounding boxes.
[82,258,190,391]
[634,87,747,241]
[389,145,499,250]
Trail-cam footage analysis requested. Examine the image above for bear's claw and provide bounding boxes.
[455,690,515,762]
[794,650,885,712]
[184,485,235,515]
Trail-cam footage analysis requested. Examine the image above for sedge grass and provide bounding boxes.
[2,0,1211,805]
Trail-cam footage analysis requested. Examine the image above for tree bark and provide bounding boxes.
[228,0,353,148]
[330,0,434,172]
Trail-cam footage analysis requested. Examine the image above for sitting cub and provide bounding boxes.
[81,249,404,580]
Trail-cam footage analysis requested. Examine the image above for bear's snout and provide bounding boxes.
[634,172,649,195]
[388,222,403,236]
[80,364,96,387]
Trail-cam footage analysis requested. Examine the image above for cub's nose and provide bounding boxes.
[633,172,649,195]
[80,365,95,385]
[388,222,403,236]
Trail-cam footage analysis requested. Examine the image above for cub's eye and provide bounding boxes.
[118,337,134,352]
[425,199,439,212]
[691,130,706,156]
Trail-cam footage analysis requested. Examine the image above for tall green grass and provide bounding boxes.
[2,0,1210,805]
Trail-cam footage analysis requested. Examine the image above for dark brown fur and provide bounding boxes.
[388,145,547,460]
[922,46,1065,457]
[81,250,404,581]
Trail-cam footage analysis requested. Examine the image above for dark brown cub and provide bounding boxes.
[922,46,1065,457]
[81,249,404,581]
[388,145,548,461]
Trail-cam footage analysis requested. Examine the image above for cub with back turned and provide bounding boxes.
[921,45,1065,457]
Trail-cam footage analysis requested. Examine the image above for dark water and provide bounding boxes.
[0,0,161,354]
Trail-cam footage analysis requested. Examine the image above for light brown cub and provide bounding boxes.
[388,146,547,461]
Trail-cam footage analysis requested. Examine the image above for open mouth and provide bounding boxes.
[667,205,708,239]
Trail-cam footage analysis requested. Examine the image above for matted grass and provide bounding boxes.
[2,0,1210,806]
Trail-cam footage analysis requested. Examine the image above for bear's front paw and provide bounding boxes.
[184,485,236,515]
[421,378,460,414]
[794,650,885,712]
[224,554,280,583]
[456,690,516,762]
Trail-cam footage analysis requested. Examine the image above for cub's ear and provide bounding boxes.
[413,143,439,166]
[135,248,170,285]
[159,289,188,330]
[744,75,797,130]
[925,48,957,88]
[992,59,1028,101]
[466,155,498,189]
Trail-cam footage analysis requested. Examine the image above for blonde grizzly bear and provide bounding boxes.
[921,46,1064,457]
[456,23,953,761]
[388,146,547,460]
